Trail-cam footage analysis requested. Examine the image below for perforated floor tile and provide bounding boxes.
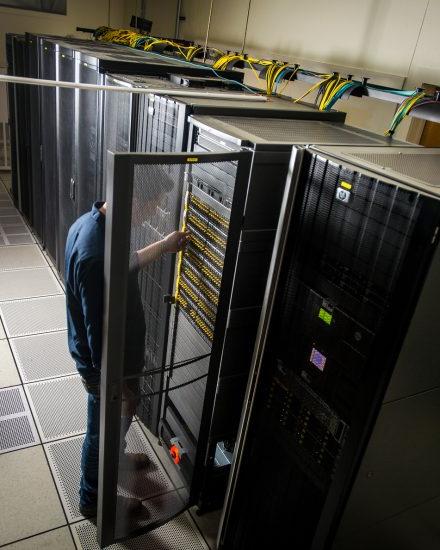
[45,423,175,523]
[117,423,174,501]
[10,331,76,382]
[6,234,35,245]
[0,245,46,270]
[72,513,209,550]
[0,295,67,337]
[45,435,85,522]
[3,223,28,235]
[0,386,39,453]
[0,215,25,225]
[25,375,87,442]
[0,267,61,301]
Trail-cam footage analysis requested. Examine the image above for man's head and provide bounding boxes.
[131,165,175,226]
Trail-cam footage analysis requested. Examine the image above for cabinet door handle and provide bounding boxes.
[70,178,75,201]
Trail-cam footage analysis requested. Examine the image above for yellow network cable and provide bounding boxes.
[174,191,189,302]
[318,75,342,110]
[293,73,335,105]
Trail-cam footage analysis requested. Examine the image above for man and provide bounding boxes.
[65,178,188,517]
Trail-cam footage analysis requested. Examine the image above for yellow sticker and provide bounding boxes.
[186,157,199,163]
[340,181,352,190]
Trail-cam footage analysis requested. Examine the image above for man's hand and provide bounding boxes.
[162,230,190,254]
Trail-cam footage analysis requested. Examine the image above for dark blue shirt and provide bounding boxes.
[65,202,105,384]
[65,202,147,384]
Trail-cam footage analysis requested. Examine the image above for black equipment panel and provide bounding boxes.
[218,147,440,550]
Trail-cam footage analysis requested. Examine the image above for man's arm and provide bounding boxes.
[78,258,104,370]
[135,230,189,269]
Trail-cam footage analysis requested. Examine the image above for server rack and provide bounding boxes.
[55,42,77,273]
[50,40,244,274]
[157,116,411,512]
[26,34,103,248]
[102,73,348,438]
[25,34,44,240]
[218,146,440,550]
[39,38,59,262]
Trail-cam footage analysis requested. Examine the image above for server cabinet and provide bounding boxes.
[97,150,252,547]
[52,42,244,275]
[218,146,440,550]
[141,95,346,155]
[164,115,411,511]
[56,43,77,273]
[75,49,105,216]
[102,74,348,438]
[40,39,59,263]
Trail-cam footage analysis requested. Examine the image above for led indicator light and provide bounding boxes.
[318,308,333,325]
[310,348,327,371]
[340,180,352,190]
[170,444,181,464]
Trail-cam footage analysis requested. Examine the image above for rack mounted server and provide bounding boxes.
[218,146,440,550]
[102,72,347,437]
[157,116,412,511]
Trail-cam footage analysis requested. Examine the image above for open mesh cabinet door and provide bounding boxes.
[97,150,252,546]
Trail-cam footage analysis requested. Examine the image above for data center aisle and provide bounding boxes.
[0,172,218,549]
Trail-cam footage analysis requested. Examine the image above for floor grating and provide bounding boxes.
[0,386,40,454]
[10,330,76,382]
[25,375,87,442]
[0,267,62,301]
[71,512,209,550]
[45,423,175,523]
[0,244,47,271]
[0,295,67,337]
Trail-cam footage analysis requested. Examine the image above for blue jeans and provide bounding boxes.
[80,390,134,508]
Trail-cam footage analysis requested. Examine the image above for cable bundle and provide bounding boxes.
[265,63,299,95]
[293,72,337,104]
[94,26,222,62]
[94,26,440,133]
[213,53,271,85]
[319,78,363,110]
[386,91,428,136]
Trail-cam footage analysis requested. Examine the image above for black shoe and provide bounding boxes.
[79,502,97,517]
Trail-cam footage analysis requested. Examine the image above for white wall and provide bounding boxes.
[0,0,126,67]
[178,0,440,139]
[124,0,178,37]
